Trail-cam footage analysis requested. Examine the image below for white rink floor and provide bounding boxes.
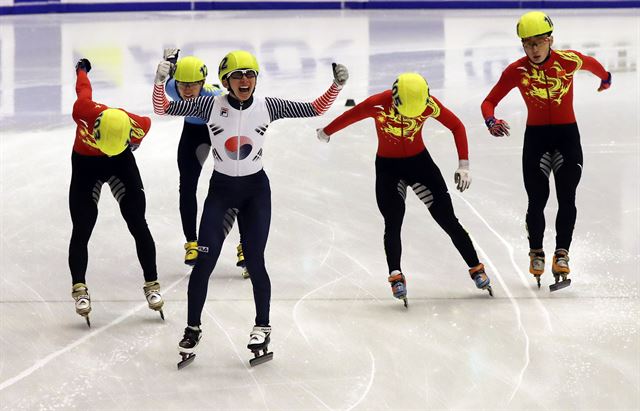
[1,8,639,411]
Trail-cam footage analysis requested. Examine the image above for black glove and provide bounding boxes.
[75,58,92,74]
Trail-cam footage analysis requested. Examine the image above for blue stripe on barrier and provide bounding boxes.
[1,1,639,15]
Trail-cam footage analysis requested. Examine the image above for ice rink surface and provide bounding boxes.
[0,8,639,411]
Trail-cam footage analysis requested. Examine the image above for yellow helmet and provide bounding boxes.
[517,11,554,39]
[174,56,208,83]
[392,73,430,118]
[93,108,131,156]
[218,50,259,81]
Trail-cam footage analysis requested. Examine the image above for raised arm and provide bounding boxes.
[75,59,93,101]
[152,60,213,121]
[265,63,348,121]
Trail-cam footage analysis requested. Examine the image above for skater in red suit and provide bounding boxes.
[69,58,163,326]
[481,11,611,291]
[317,72,493,306]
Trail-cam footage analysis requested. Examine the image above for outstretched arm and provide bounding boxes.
[318,93,381,142]
[265,63,349,121]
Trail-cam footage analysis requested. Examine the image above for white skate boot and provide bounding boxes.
[72,283,91,327]
[248,325,273,366]
[143,281,165,320]
[177,326,202,370]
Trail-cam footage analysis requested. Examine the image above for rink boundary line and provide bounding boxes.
[0,273,189,392]
[1,295,636,303]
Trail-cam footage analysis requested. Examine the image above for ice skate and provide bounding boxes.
[469,264,493,297]
[177,326,202,370]
[388,272,408,308]
[237,243,250,279]
[550,249,571,292]
[247,325,273,366]
[72,283,91,327]
[184,241,198,266]
[143,281,165,320]
[529,249,545,288]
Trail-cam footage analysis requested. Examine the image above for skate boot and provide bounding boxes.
[247,325,273,366]
[237,243,250,279]
[529,249,545,289]
[388,272,408,308]
[469,264,493,297]
[177,326,202,370]
[72,283,91,327]
[550,249,571,292]
[184,241,198,266]
[143,281,165,320]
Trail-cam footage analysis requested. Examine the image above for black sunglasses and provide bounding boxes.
[228,69,258,80]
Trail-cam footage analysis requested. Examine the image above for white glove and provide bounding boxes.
[163,48,180,63]
[155,60,172,85]
[316,128,330,143]
[454,160,471,192]
[332,63,348,87]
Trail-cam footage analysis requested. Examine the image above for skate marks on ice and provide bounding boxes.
[0,273,188,393]
[203,308,269,406]
[286,207,381,346]
[453,191,542,403]
[453,192,554,330]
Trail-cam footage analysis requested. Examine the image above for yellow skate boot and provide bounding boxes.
[184,241,198,266]
[550,249,571,292]
[528,249,545,288]
[237,243,250,279]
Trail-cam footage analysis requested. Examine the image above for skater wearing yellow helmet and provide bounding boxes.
[153,50,348,368]
[317,72,494,307]
[70,58,163,327]
[159,49,248,277]
[481,11,611,291]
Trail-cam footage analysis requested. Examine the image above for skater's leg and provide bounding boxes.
[409,151,480,267]
[374,157,406,273]
[523,127,552,250]
[238,172,271,327]
[112,151,157,283]
[177,124,211,243]
[552,124,583,251]
[68,153,101,285]
[186,173,234,327]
